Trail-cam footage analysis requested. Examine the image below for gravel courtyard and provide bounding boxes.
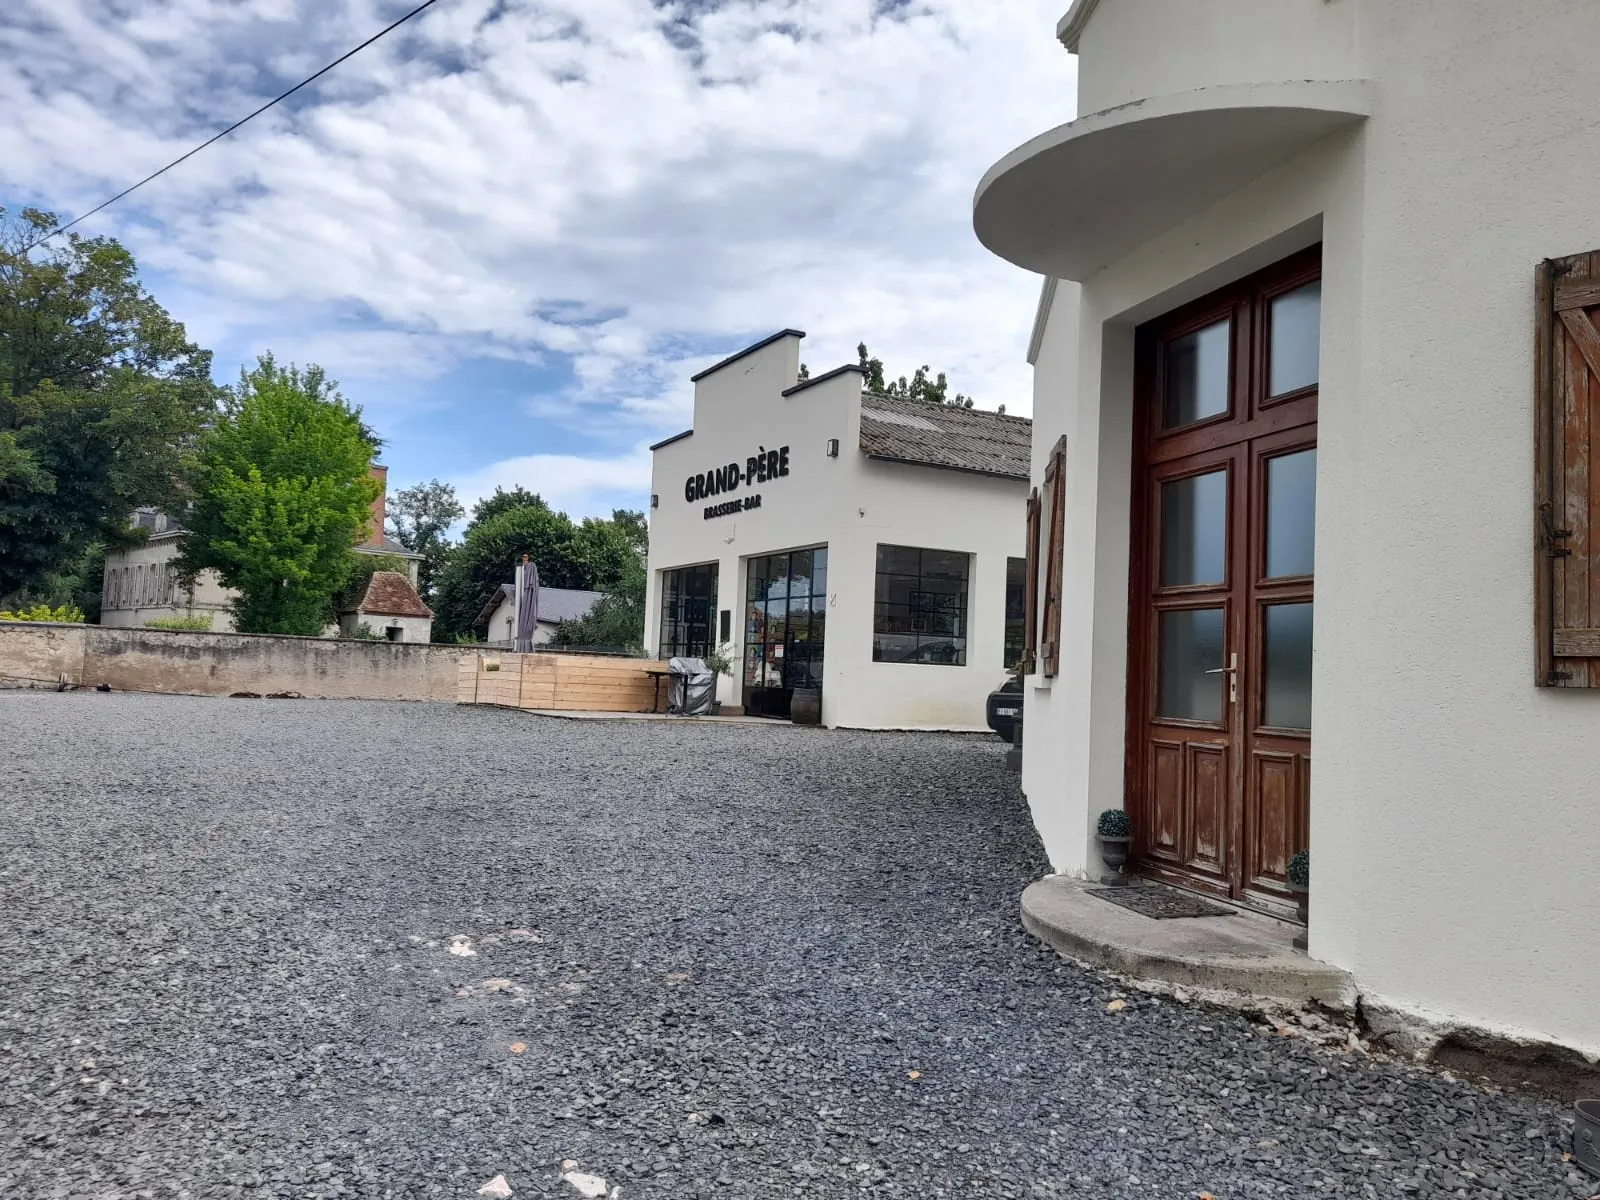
[0,692,1586,1200]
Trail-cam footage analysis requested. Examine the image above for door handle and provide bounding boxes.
[1205,653,1239,703]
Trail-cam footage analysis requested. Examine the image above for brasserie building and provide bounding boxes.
[645,330,1030,729]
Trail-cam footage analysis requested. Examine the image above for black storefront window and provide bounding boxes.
[745,547,827,717]
[873,544,970,665]
[659,563,718,658]
[1005,556,1026,668]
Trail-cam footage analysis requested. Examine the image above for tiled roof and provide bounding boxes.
[858,394,1032,480]
[351,571,433,619]
[356,536,423,560]
[475,584,608,629]
[537,587,608,623]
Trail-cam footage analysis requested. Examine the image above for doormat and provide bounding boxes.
[1087,883,1234,920]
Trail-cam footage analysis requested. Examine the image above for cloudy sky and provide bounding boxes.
[0,0,1078,519]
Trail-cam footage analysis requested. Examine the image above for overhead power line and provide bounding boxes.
[26,0,443,251]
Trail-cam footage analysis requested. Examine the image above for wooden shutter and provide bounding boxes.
[1041,436,1067,676]
[1022,488,1041,673]
[1536,250,1600,686]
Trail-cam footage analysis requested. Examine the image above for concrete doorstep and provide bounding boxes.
[1020,875,1356,1010]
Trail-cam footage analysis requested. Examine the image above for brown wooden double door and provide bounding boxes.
[1128,249,1320,914]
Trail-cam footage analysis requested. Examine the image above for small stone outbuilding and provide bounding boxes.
[340,571,434,643]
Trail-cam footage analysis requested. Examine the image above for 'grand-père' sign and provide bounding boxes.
[684,445,790,504]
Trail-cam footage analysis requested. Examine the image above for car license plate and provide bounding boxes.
[995,706,1018,717]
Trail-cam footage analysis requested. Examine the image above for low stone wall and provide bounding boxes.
[458,651,658,712]
[0,622,459,702]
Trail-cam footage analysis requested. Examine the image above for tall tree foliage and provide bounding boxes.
[0,208,217,603]
[856,342,974,409]
[179,356,380,635]
[386,478,462,604]
[549,508,648,651]
[432,496,648,641]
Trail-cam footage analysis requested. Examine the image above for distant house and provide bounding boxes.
[477,584,607,648]
[101,465,422,633]
[339,571,434,643]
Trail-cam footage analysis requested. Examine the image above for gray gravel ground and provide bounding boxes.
[0,692,1587,1200]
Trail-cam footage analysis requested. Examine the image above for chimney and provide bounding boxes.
[368,464,388,548]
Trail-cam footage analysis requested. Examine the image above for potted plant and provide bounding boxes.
[700,643,734,715]
[1286,850,1310,950]
[1096,809,1133,886]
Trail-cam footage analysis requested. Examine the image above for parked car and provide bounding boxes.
[985,674,1023,743]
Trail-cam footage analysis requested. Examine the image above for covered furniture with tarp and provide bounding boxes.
[666,656,715,716]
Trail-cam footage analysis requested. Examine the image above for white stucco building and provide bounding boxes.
[477,583,608,648]
[646,331,1029,729]
[975,0,1600,1058]
[101,466,423,635]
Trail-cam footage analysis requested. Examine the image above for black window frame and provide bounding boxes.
[658,563,718,659]
[1004,556,1027,668]
[872,544,970,666]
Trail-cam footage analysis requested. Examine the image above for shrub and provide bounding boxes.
[343,622,382,641]
[1097,808,1131,838]
[144,615,214,631]
[0,603,85,624]
[1286,850,1310,889]
[701,642,735,678]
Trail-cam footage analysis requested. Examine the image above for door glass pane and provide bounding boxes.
[1164,320,1230,428]
[1269,282,1321,396]
[1265,449,1316,578]
[1263,602,1314,729]
[1158,608,1225,723]
[1160,469,1227,587]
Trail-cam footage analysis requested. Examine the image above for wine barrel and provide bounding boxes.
[790,685,822,726]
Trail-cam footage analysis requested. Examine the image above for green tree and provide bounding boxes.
[432,502,577,640]
[0,207,218,604]
[386,478,462,604]
[857,342,973,409]
[178,355,381,635]
[432,501,649,642]
[549,508,648,651]
[471,485,545,525]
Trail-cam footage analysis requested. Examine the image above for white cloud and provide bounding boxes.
[450,445,654,522]
[0,0,1078,494]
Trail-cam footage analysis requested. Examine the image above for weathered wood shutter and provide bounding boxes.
[1536,250,1600,686]
[1022,487,1041,673]
[1041,437,1067,677]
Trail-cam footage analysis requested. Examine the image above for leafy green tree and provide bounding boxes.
[432,499,649,642]
[857,342,973,408]
[386,478,462,603]
[0,207,218,604]
[471,486,546,525]
[178,356,380,635]
[550,507,648,651]
[548,591,647,653]
[433,502,578,640]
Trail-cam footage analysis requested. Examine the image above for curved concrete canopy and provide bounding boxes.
[973,81,1372,281]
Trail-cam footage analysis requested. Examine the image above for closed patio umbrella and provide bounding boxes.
[514,557,540,653]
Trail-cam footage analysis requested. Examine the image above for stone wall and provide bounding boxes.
[0,622,459,702]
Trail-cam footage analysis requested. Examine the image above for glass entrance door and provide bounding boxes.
[744,547,827,719]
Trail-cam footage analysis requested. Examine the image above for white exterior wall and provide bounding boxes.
[376,614,434,644]
[1019,0,1600,1054]
[482,595,561,647]
[1073,0,1360,114]
[101,537,234,632]
[647,336,1026,729]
